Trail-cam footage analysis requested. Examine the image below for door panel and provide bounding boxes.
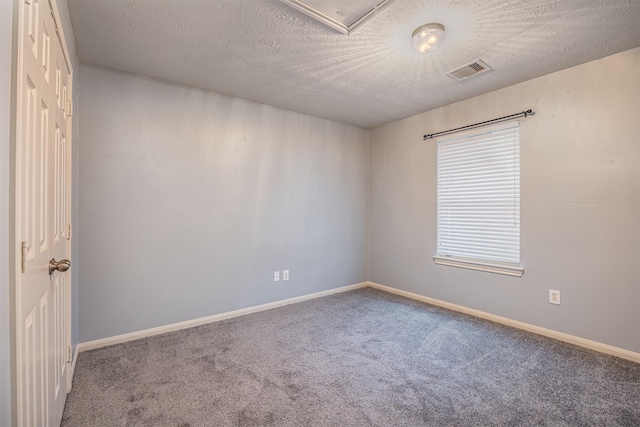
[16,0,73,425]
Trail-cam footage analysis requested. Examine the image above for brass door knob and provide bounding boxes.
[49,258,71,275]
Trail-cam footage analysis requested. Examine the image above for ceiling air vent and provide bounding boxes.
[447,60,492,81]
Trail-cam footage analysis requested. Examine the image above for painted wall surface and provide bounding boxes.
[369,48,640,352]
[78,65,369,342]
[1,2,14,424]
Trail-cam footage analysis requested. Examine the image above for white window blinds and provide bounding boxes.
[437,121,520,267]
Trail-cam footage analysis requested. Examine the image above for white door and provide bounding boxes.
[15,0,73,425]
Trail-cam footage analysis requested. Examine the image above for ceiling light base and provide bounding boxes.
[412,23,445,53]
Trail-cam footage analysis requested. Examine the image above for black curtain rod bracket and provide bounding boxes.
[423,109,534,141]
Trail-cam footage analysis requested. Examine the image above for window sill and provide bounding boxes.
[433,256,524,277]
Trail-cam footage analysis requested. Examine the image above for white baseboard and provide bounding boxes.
[78,282,369,352]
[367,281,640,364]
[78,280,639,364]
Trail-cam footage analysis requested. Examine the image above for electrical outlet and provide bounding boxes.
[283,270,289,281]
[549,290,560,305]
[274,271,280,282]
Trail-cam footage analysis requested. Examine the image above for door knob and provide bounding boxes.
[49,258,71,275]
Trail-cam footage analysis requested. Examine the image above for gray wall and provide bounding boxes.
[78,65,369,342]
[369,47,640,353]
[1,1,14,424]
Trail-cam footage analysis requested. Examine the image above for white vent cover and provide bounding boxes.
[447,60,492,81]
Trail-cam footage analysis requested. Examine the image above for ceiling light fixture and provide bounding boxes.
[411,23,445,53]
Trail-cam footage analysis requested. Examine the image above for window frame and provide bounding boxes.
[433,120,524,277]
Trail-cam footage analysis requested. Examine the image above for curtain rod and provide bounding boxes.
[423,109,534,141]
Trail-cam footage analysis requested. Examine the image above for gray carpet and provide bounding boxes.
[62,288,640,426]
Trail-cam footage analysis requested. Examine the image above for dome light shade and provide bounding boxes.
[411,23,446,53]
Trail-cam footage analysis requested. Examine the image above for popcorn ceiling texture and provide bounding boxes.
[67,0,640,128]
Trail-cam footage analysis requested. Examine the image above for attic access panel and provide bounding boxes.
[279,0,396,35]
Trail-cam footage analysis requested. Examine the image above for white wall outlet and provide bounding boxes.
[549,290,560,305]
[274,271,280,282]
[283,270,289,281]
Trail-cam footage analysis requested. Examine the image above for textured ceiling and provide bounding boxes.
[67,0,640,129]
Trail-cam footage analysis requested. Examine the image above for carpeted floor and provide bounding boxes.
[62,288,640,427]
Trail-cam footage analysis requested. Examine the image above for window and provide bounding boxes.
[434,121,523,277]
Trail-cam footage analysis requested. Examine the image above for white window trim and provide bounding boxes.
[434,120,523,277]
[433,255,524,277]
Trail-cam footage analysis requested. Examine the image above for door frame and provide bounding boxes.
[9,0,75,424]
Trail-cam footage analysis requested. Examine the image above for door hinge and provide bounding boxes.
[67,346,72,363]
[21,241,28,273]
[67,100,72,117]
[67,223,72,240]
